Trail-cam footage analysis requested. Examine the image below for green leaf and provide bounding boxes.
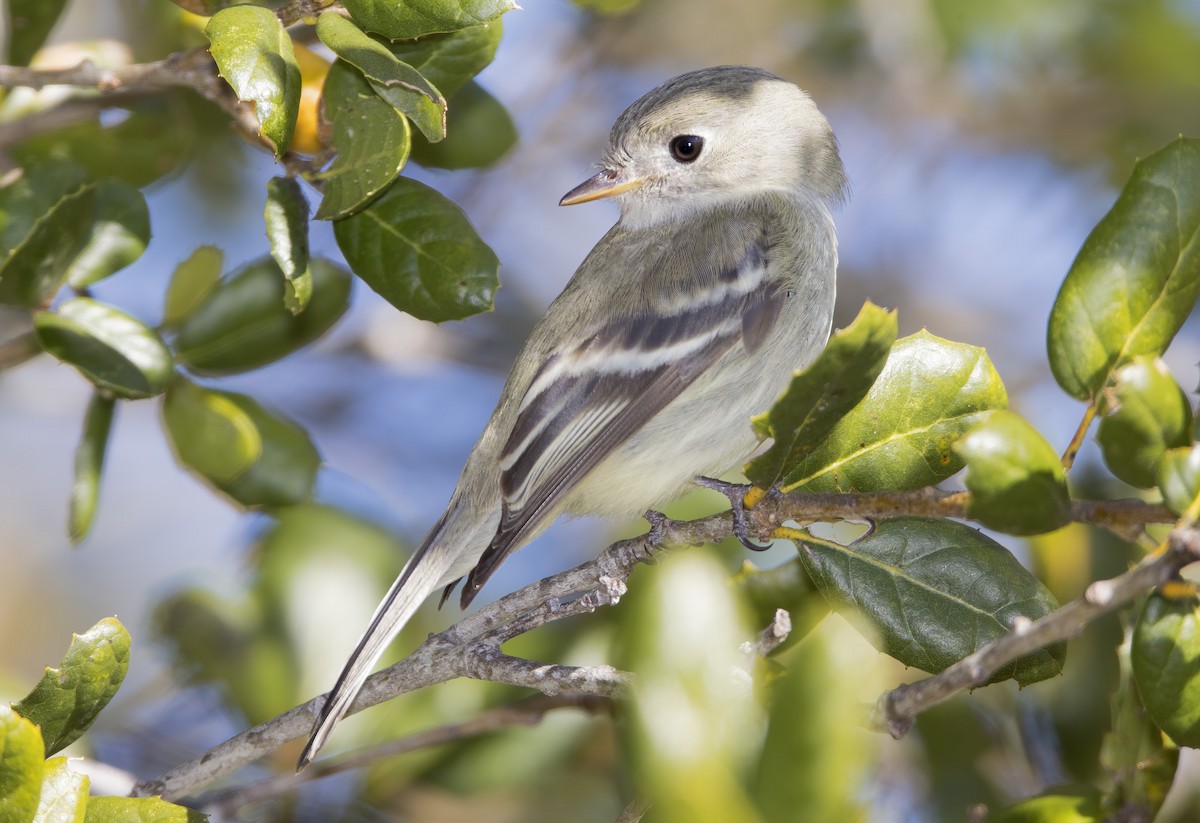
[957,410,1072,535]
[83,796,208,823]
[33,756,89,823]
[65,179,151,288]
[164,246,224,329]
[264,177,312,313]
[1096,356,1193,488]
[4,0,69,66]
[732,559,829,652]
[205,5,301,155]
[1159,445,1200,521]
[313,59,411,220]
[1132,593,1200,746]
[162,379,320,509]
[173,257,351,374]
[795,517,1064,684]
[0,705,44,823]
[69,392,116,545]
[1048,138,1200,401]
[0,163,96,308]
[779,331,1008,492]
[35,299,174,399]
[385,21,502,98]
[334,176,498,321]
[745,302,896,489]
[316,13,446,143]
[343,0,516,40]
[989,787,1102,823]
[11,618,131,756]
[410,81,517,170]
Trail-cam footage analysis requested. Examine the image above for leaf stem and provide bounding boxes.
[1061,399,1099,471]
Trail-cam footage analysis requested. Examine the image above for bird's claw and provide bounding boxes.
[643,509,669,544]
[694,476,773,551]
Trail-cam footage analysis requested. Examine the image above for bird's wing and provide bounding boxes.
[457,235,784,607]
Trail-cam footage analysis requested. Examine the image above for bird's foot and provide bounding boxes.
[642,509,669,544]
[694,477,773,551]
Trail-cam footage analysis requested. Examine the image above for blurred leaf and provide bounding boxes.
[571,0,642,11]
[343,0,516,40]
[163,246,224,328]
[957,410,1071,535]
[313,59,411,220]
[65,179,151,288]
[620,553,762,823]
[0,705,44,823]
[12,101,196,189]
[989,787,1102,823]
[796,518,1064,684]
[33,756,88,823]
[11,618,131,756]
[1048,138,1200,402]
[334,176,498,321]
[4,0,69,66]
[0,163,95,308]
[745,302,896,489]
[35,299,174,399]
[292,43,332,155]
[162,379,320,509]
[264,177,312,313]
[1132,593,1200,746]
[410,80,515,170]
[83,796,208,822]
[205,5,301,155]
[173,257,350,373]
[1101,624,1178,821]
[69,392,116,545]
[732,559,829,652]
[1097,356,1193,488]
[779,331,1007,492]
[385,21,502,97]
[316,12,446,143]
[1159,444,1200,521]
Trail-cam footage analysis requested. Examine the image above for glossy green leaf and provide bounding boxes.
[162,380,320,509]
[620,553,762,823]
[83,796,208,823]
[65,179,151,288]
[69,392,116,545]
[334,176,497,321]
[313,59,411,220]
[957,410,1071,535]
[11,618,131,756]
[316,13,446,143]
[264,177,312,313]
[779,331,1008,492]
[1133,593,1200,746]
[0,163,95,308]
[1096,356,1193,488]
[796,517,1064,684]
[410,81,515,170]
[385,21,502,98]
[745,302,896,489]
[343,0,516,40]
[1048,138,1200,401]
[173,257,350,374]
[989,787,1102,823]
[4,0,69,66]
[1159,445,1200,520]
[33,756,88,823]
[0,705,44,823]
[163,246,224,329]
[205,5,301,155]
[35,299,174,399]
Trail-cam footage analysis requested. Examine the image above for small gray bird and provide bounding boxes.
[299,65,847,768]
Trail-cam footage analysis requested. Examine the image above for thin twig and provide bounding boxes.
[1061,400,1099,470]
[0,331,39,372]
[871,526,1200,739]
[616,794,652,823]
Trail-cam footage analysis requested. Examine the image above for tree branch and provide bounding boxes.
[871,526,1200,738]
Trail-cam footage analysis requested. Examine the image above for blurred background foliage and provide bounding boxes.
[1,0,1199,821]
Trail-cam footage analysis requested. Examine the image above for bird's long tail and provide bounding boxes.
[297,518,456,770]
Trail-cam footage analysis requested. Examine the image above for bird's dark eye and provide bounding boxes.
[669,135,704,163]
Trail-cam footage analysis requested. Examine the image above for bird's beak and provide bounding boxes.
[559,169,643,206]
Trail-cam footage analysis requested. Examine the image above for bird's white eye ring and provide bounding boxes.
[669,135,704,163]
